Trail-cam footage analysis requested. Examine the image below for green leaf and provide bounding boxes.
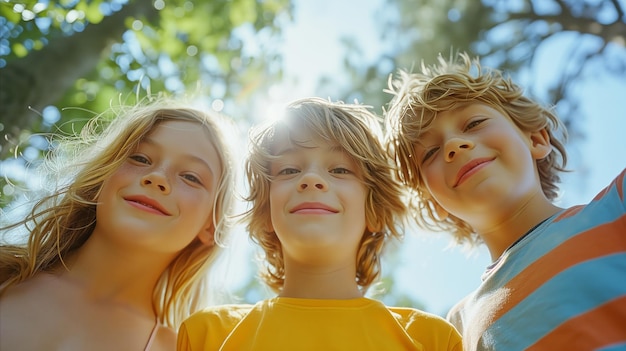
[83,1,105,24]
[229,0,257,26]
[11,42,28,57]
[0,4,22,23]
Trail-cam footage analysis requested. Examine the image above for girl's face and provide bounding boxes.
[95,120,222,254]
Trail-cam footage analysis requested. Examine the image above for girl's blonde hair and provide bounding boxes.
[385,52,568,246]
[0,97,236,329]
[243,97,407,293]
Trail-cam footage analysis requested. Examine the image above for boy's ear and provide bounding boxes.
[198,221,215,246]
[529,128,552,160]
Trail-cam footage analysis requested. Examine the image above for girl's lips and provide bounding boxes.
[454,157,495,187]
[124,195,171,215]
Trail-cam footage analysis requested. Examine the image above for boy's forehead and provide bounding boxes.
[271,122,321,147]
[416,103,477,127]
[270,131,338,155]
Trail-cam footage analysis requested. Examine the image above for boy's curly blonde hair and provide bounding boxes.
[243,97,408,293]
[384,52,568,246]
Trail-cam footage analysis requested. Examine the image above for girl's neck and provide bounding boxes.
[58,234,174,317]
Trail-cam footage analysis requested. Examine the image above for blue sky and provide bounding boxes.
[218,0,626,316]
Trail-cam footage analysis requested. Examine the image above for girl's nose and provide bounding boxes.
[141,171,171,194]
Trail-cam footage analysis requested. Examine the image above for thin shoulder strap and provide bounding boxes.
[143,319,159,351]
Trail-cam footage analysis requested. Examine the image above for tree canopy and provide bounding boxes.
[0,0,291,202]
[330,0,625,139]
[1,0,291,124]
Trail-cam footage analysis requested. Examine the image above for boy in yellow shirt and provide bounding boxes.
[177,97,462,350]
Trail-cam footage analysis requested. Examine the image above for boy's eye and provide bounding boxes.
[129,154,150,164]
[465,119,486,131]
[278,168,300,175]
[422,147,439,163]
[330,167,351,174]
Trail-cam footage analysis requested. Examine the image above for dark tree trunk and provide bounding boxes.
[0,0,158,152]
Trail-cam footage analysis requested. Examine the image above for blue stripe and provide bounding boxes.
[599,343,626,351]
[487,253,626,350]
[483,200,625,289]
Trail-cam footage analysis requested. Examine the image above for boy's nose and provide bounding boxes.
[444,138,473,162]
[300,183,324,190]
[298,172,327,191]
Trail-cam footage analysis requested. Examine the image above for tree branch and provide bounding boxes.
[0,0,158,152]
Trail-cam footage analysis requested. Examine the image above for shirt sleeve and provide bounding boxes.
[176,322,193,351]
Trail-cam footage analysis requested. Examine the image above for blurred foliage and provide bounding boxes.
[0,0,292,205]
[328,0,626,136]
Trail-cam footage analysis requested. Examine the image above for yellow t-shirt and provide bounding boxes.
[178,297,462,350]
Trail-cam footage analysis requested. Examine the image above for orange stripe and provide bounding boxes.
[527,295,626,350]
[489,225,626,324]
[554,205,584,221]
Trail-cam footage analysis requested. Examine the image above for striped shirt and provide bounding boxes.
[448,169,626,351]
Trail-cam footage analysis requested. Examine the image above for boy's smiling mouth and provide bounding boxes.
[454,157,495,187]
[290,202,339,214]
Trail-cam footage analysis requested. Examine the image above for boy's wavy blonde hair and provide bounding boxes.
[385,52,568,246]
[0,97,236,329]
[243,97,407,293]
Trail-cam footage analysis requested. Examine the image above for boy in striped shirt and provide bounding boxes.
[384,52,626,351]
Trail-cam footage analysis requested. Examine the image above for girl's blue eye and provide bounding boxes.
[130,155,150,164]
[278,168,299,175]
[183,174,202,184]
